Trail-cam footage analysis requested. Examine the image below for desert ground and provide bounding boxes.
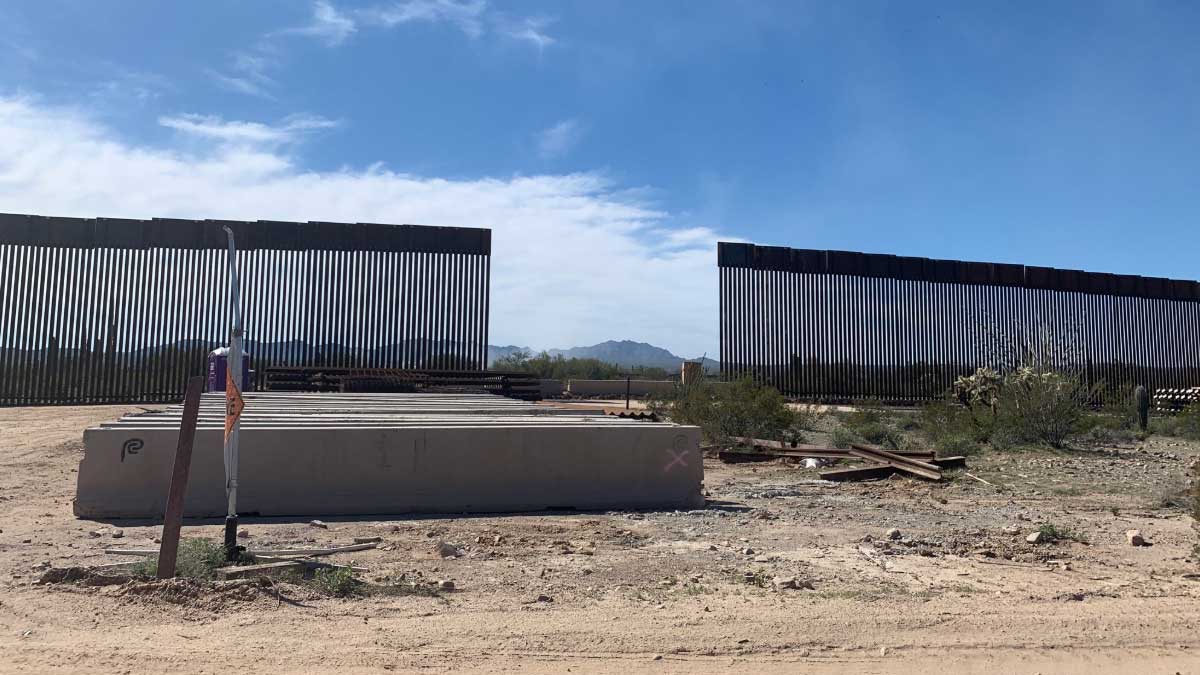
[1,404,1198,674]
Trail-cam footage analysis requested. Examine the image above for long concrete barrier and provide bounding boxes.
[566,379,677,398]
[74,393,703,519]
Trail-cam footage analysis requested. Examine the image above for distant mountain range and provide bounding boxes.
[488,340,718,374]
[4,338,719,374]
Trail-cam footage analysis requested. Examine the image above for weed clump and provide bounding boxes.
[1036,523,1088,544]
[311,567,361,597]
[649,376,811,445]
[132,538,226,579]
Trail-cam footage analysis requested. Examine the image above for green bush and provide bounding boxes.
[1161,402,1200,440]
[933,434,981,457]
[830,427,857,449]
[994,367,1093,449]
[1036,523,1087,544]
[312,567,361,597]
[919,399,994,446]
[650,377,807,445]
[133,538,226,579]
[838,405,905,449]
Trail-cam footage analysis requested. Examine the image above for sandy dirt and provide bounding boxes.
[1,405,1198,674]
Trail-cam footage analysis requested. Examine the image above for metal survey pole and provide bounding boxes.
[222,226,246,561]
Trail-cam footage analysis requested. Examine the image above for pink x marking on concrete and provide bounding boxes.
[663,447,689,473]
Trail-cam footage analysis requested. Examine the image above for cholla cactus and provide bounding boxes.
[953,368,1002,411]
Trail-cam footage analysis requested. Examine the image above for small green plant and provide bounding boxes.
[830,426,856,449]
[739,569,771,588]
[1037,523,1088,544]
[839,404,904,449]
[650,376,810,445]
[1147,402,1200,439]
[1155,479,1194,511]
[132,538,227,579]
[311,567,361,597]
[932,434,981,457]
[919,399,994,446]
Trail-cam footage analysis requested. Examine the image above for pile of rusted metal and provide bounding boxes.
[262,366,541,400]
[720,437,965,481]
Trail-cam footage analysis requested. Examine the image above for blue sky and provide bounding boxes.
[1,1,1198,357]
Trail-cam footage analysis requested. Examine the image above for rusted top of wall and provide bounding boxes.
[717,241,1200,301]
[0,213,490,255]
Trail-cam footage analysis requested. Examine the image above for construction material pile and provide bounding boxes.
[74,392,703,519]
[720,437,965,481]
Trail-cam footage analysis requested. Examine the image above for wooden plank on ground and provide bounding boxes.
[215,560,305,580]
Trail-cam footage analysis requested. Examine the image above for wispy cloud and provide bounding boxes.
[359,0,487,38]
[536,119,585,159]
[207,40,282,99]
[209,1,557,98]
[499,15,557,51]
[159,113,339,145]
[277,0,358,46]
[0,97,720,356]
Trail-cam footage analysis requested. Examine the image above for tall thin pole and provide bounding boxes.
[221,226,245,561]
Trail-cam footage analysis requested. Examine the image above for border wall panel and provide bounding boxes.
[719,242,1200,401]
[0,214,491,405]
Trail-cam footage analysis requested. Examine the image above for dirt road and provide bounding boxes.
[1,406,1198,673]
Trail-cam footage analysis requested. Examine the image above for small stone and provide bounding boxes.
[885,528,902,541]
[880,647,889,657]
[436,541,462,558]
[354,536,383,544]
[309,520,329,529]
[1126,530,1148,547]
[110,529,124,539]
[88,530,103,538]
[753,555,770,563]
[536,594,553,603]
[1026,531,1045,544]
[707,544,719,551]
[741,547,755,555]
[653,655,663,661]
[772,576,811,590]
[492,535,503,545]
[237,529,250,539]
[437,580,455,591]
[1002,525,1021,535]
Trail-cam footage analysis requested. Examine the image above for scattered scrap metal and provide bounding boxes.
[722,436,965,481]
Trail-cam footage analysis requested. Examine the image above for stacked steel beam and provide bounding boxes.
[719,242,1200,402]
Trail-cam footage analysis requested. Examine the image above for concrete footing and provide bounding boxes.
[74,393,703,519]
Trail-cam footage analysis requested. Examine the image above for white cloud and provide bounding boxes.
[536,119,585,159]
[500,15,557,51]
[360,0,488,38]
[158,113,339,145]
[279,1,358,46]
[0,97,721,357]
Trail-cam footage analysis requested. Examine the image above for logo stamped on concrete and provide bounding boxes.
[121,438,143,462]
